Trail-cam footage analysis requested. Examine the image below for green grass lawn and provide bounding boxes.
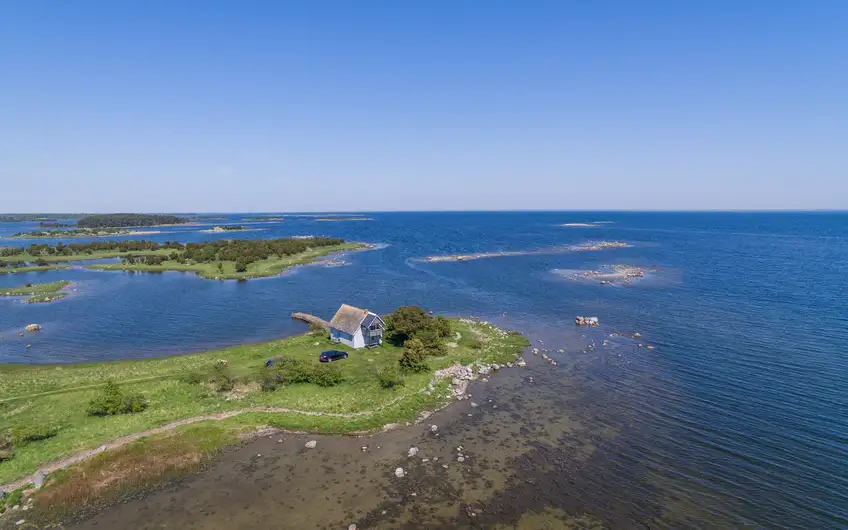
[85,242,365,279]
[0,319,527,485]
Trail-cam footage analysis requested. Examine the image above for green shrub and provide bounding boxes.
[11,423,58,444]
[376,367,404,389]
[87,381,149,417]
[180,370,206,385]
[259,359,314,391]
[418,330,448,357]
[399,338,429,373]
[213,362,236,392]
[434,316,452,338]
[309,363,344,387]
[467,337,483,350]
[0,430,12,462]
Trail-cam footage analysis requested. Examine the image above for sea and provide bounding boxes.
[0,212,846,529]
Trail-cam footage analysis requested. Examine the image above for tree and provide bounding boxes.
[418,329,447,357]
[385,306,434,345]
[235,259,248,273]
[433,316,452,338]
[399,338,429,373]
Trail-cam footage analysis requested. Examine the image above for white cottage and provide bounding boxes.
[329,304,385,349]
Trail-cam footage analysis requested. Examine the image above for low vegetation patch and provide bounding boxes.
[0,280,70,303]
[31,424,238,517]
[0,313,527,490]
[86,381,149,417]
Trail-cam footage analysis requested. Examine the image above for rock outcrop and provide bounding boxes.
[575,316,599,326]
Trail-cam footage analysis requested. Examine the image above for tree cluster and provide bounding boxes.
[384,306,453,373]
[77,213,186,228]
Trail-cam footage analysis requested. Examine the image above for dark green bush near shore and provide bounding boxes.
[385,306,452,345]
[87,381,148,416]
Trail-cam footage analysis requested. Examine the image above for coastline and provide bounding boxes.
[0,319,528,496]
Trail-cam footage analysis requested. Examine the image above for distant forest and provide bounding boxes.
[1,237,347,272]
[0,214,84,222]
[77,214,187,228]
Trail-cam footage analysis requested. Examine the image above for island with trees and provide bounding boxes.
[0,307,528,517]
[0,214,86,223]
[76,213,187,228]
[9,228,159,239]
[0,237,367,279]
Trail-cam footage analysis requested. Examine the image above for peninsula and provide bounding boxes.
[0,238,366,279]
[0,311,527,516]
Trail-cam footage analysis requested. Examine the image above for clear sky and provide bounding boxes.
[1,1,846,212]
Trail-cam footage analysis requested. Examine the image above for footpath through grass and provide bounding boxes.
[0,319,527,486]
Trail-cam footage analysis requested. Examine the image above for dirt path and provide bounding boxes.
[0,394,414,492]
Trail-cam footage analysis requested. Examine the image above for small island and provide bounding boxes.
[200,225,255,233]
[422,241,631,263]
[554,264,657,285]
[0,238,367,279]
[9,227,160,239]
[0,280,71,303]
[77,213,187,228]
[315,217,375,222]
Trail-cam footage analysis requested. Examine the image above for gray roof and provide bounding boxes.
[329,304,370,335]
[362,313,385,329]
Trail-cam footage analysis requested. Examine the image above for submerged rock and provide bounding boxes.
[407,447,419,458]
[304,440,317,449]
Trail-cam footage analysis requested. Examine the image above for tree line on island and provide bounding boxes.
[76,213,187,228]
[0,237,346,272]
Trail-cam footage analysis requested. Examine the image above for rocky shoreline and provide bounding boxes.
[555,264,657,285]
[422,241,630,263]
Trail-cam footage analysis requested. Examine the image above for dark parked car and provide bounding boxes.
[319,350,348,363]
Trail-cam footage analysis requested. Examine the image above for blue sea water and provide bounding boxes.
[1,212,846,528]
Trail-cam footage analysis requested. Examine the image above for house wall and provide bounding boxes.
[351,328,365,348]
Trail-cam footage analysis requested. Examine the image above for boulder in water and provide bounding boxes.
[574,316,599,326]
[25,324,41,332]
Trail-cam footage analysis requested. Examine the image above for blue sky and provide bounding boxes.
[1,1,845,212]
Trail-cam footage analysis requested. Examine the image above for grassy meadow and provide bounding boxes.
[0,319,528,486]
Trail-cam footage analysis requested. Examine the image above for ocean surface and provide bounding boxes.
[1,212,846,528]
